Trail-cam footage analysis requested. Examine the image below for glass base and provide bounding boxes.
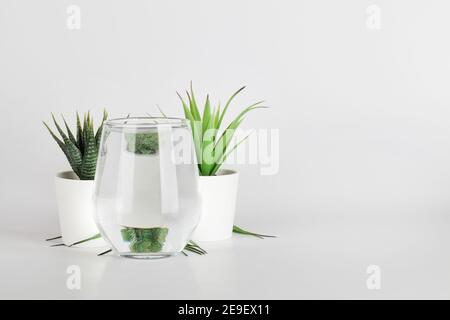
[118,252,177,260]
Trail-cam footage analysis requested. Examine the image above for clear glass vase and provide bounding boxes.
[94,117,201,259]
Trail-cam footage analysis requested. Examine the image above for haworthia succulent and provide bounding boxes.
[44,110,108,180]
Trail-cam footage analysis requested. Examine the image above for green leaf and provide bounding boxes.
[82,112,89,150]
[183,245,204,255]
[69,233,102,247]
[209,133,251,176]
[213,102,221,130]
[79,119,97,180]
[189,82,201,121]
[62,115,78,148]
[156,105,167,118]
[177,83,267,176]
[177,91,194,121]
[76,112,83,150]
[183,243,206,255]
[191,119,203,168]
[218,86,246,128]
[188,240,207,254]
[45,235,62,241]
[51,243,66,247]
[208,103,266,174]
[233,225,276,239]
[95,109,108,148]
[43,121,69,157]
[202,95,211,134]
[51,114,83,177]
[98,249,112,256]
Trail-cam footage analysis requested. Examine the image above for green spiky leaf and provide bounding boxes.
[51,114,83,176]
[233,225,276,239]
[62,115,78,148]
[45,110,108,180]
[69,233,102,247]
[79,119,97,180]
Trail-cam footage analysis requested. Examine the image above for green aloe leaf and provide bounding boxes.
[233,225,276,239]
[189,82,201,121]
[209,133,251,176]
[177,92,194,121]
[218,86,246,128]
[213,102,221,130]
[176,84,268,176]
[202,95,211,134]
[98,249,112,256]
[191,119,203,168]
[174,84,274,240]
[69,233,102,247]
[156,105,167,117]
[46,235,62,241]
[209,103,266,174]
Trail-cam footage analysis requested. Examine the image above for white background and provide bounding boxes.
[1,0,450,299]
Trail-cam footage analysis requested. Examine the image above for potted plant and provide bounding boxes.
[177,84,274,241]
[43,111,107,247]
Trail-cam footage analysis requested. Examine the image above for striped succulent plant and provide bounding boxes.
[43,110,108,180]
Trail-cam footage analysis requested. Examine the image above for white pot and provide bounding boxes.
[55,171,105,247]
[192,169,239,241]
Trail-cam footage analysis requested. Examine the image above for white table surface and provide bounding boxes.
[1,215,449,300]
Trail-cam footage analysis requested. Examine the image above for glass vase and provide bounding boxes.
[94,117,201,259]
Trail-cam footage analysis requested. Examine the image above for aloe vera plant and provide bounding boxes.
[177,83,266,176]
[178,83,275,239]
[43,110,107,180]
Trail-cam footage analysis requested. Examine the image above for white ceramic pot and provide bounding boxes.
[55,171,105,247]
[192,169,239,241]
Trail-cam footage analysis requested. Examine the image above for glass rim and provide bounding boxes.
[105,117,187,128]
